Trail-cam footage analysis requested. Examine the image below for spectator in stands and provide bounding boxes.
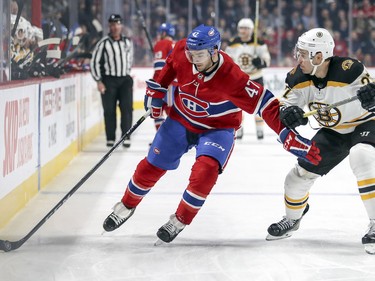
[333,31,348,57]
[301,3,316,30]
[361,28,375,64]
[281,29,296,62]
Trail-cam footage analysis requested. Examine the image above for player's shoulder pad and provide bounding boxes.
[174,38,187,50]
[255,38,266,45]
[228,37,242,46]
[285,66,310,88]
[221,52,249,78]
[327,56,364,84]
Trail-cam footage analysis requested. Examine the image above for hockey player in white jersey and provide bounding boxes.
[225,18,271,140]
[265,28,375,254]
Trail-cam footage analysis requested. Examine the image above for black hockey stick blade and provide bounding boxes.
[0,239,24,252]
[0,110,150,252]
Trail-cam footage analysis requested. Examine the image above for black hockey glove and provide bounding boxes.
[357,83,375,112]
[252,57,266,69]
[279,106,308,129]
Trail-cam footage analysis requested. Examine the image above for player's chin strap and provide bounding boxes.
[309,56,325,76]
[196,54,220,76]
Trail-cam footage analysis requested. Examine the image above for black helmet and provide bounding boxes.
[108,14,122,23]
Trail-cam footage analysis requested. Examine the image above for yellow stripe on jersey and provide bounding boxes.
[293,81,311,89]
[358,178,375,187]
[361,192,375,201]
[228,43,258,48]
[335,116,375,129]
[292,80,349,90]
[327,81,349,87]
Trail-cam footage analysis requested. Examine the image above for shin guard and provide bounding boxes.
[122,158,166,208]
[350,143,375,219]
[176,156,219,225]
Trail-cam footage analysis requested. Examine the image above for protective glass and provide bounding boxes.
[185,49,211,64]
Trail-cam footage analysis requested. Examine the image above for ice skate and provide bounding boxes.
[236,127,244,140]
[362,219,375,255]
[266,204,309,241]
[122,136,131,148]
[155,214,186,244]
[256,129,264,140]
[103,202,135,232]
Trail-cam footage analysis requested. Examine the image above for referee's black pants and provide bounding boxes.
[101,75,133,142]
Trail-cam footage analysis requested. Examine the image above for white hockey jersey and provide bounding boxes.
[225,36,271,80]
[280,57,375,134]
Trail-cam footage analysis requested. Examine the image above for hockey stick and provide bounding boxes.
[253,0,260,47]
[303,95,359,117]
[11,0,24,37]
[0,110,151,252]
[135,0,154,53]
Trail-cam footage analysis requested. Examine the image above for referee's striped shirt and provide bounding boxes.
[90,35,134,81]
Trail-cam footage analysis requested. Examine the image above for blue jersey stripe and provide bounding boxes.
[154,61,165,69]
[257,89,274,114]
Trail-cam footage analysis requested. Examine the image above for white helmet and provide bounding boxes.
[296,28,335,60]
[11,16,31,46]
[237,18,254,30]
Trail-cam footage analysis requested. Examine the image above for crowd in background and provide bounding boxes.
[126,0,375,67]
[8,0,375,81]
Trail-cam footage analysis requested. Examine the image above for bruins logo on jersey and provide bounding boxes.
[342,59,354,71]
[238,53,254,72]
[308,102,342,127]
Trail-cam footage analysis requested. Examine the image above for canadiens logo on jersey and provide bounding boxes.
[308,102,342,127]
[342,59,354,70]
[180,93,210,117]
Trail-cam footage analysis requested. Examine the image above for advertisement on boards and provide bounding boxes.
[40,77,79,165]
[80,73,103,133]
[0,85,39,199]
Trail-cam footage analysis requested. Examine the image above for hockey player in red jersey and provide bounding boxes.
[265,28,375,254]
[102,24,321,244]
[151,22,176,131]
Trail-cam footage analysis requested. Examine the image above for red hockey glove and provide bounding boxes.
[279,128,321,165]
[144,79,167,119]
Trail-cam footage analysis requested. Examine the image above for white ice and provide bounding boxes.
[1,110,374,281]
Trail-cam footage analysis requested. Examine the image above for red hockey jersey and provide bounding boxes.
[153,38,174,81]
[156,39,284,134]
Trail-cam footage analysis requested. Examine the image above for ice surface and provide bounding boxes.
[1,111,374,281]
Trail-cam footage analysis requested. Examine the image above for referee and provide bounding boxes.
[90,14,134,148]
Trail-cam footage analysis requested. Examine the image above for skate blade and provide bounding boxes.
[266,232,293,241]
[154,238,167,246]
[364,244,375,255]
